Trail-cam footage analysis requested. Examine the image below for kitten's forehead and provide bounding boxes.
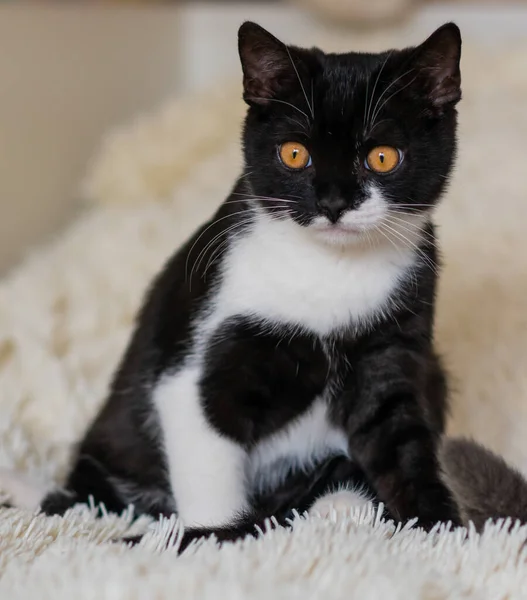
[315,52,395,128]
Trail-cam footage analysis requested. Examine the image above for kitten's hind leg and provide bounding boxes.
[52,455,130,515]
[0,455,131,517]
[38,455,131,516]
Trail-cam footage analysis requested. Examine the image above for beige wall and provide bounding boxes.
[0,5,182,274]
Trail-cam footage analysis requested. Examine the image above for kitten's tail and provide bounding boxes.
[440,437,527,530]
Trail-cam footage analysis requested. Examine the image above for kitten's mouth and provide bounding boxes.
[307,213,387,247]
[309,219,379,242]
[312,223,366,234]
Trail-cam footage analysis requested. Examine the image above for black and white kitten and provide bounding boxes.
[1,22,465,548]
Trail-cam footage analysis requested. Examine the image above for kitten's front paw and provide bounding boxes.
[309,488,372,519]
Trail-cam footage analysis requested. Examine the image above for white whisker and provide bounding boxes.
[191,221,248,277]
[370,72,417,130]
[393,203,435,209]
[224,199,298,207]
[229,191,302,201]
[246,97,310,122]
[287,116,309,132]
[202,238,231,280]
[237,171,254,182]
[384,215,434,241]
[366,51,393,131]
[190,217,256,285]
[370,67,414,124]
[363,76,369,132]
[379,222,438,276]
[311,79,315,118]
[285,45,314,118]
[185,209,259,286]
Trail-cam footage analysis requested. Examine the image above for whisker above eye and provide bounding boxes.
[285,45,314,119]
[229,191,302,201]
[368,68,415,132]
[245,97,310,122]
[286,116,309,131]
[363,76,369,133]
[225,199,298,206]
[365,50,393,132]
[367,119,393,136]
[223,199,298,207]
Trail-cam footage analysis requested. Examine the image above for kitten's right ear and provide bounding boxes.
[413,23,462,111]
[238,22,296,105]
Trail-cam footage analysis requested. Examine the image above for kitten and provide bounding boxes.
[0,22,464,550]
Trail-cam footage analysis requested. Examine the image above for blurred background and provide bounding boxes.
[1,0,526,275]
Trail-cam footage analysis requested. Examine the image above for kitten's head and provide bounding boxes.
[238,22,461,246]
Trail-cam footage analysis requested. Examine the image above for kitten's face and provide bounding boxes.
[239,23,461,246]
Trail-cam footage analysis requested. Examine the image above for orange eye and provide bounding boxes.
[279,142,312,170]
[365,146,401,174]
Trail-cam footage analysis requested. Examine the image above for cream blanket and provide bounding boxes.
[1,28,527,598]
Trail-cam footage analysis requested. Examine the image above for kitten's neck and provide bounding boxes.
[221,209,421,336]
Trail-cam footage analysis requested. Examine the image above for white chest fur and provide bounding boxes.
[215,213,415,336]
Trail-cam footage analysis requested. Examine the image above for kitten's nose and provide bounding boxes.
[317,197,347,224]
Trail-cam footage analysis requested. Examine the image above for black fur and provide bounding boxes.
[41,22,463,549]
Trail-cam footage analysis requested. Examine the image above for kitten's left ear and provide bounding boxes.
[238,21,307,106]
[414,23,462,111]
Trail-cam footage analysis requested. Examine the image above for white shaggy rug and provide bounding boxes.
[2,27,527,598]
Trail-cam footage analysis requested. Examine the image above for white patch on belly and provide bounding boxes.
[248,399,348,494]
